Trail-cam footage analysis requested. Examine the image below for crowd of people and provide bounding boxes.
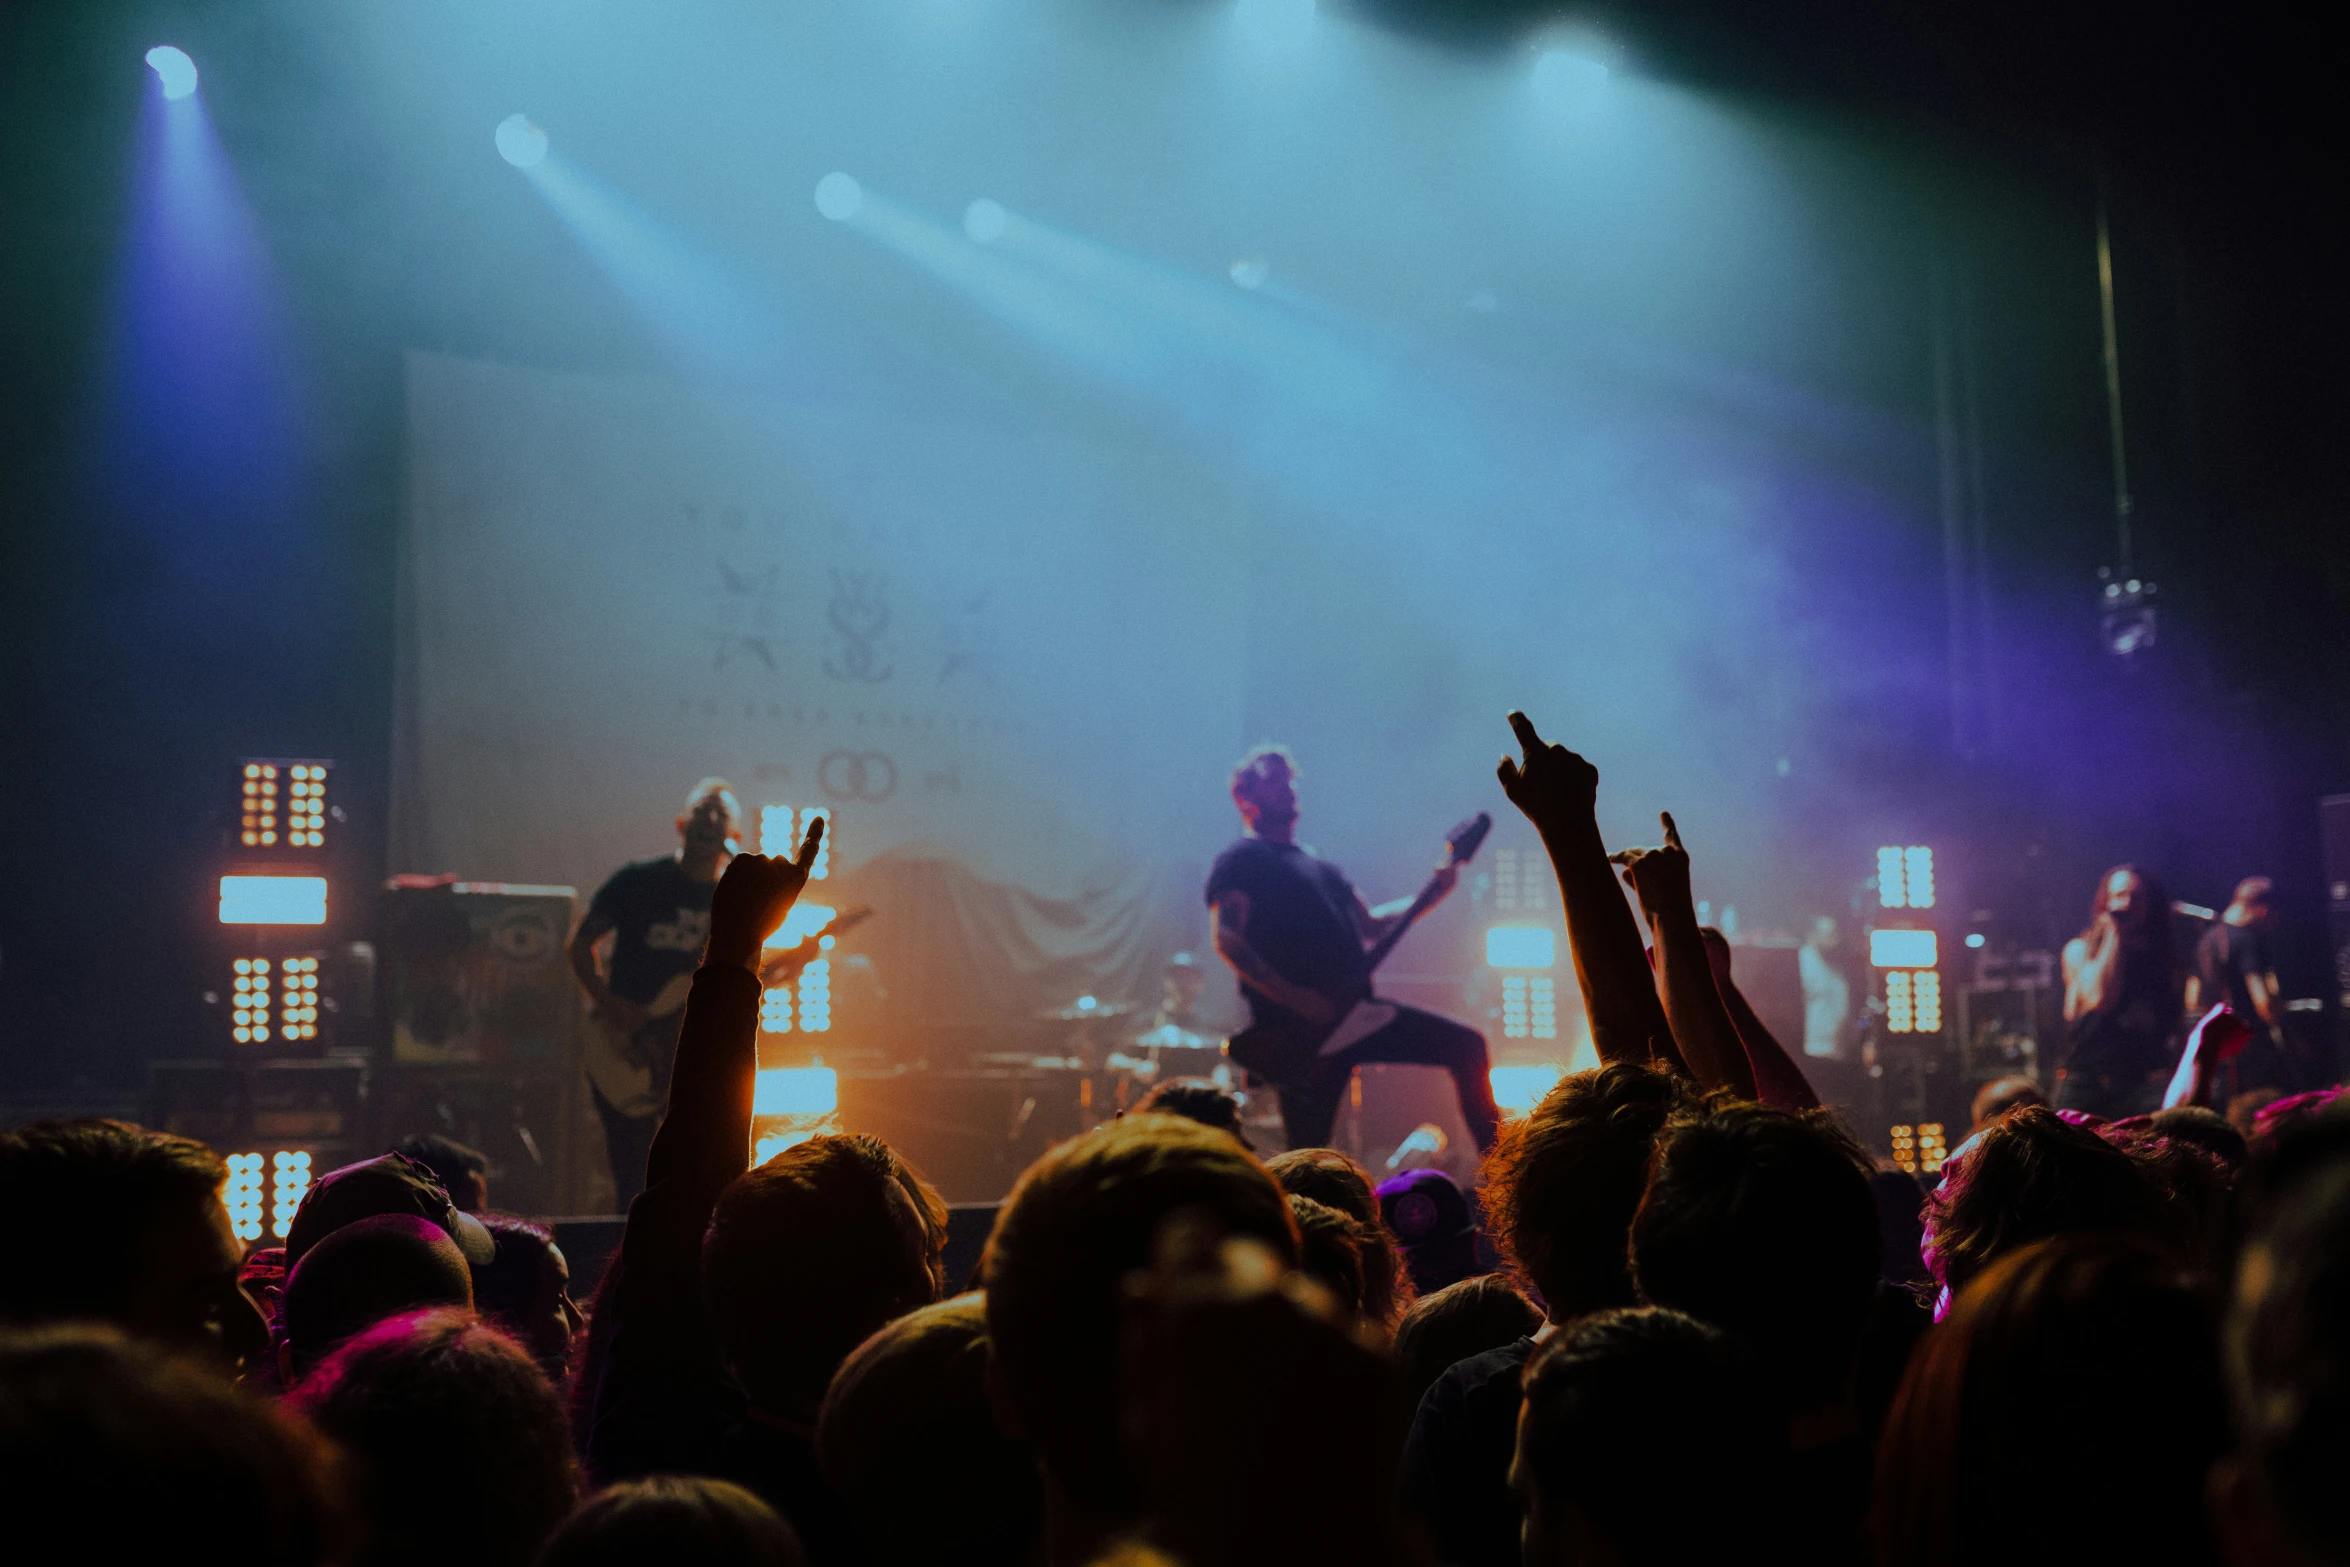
[4,710,2348,1567]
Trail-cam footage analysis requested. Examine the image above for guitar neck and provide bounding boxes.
[1361,870,1450,978]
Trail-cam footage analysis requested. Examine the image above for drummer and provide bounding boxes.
[1134,952,1209,1048]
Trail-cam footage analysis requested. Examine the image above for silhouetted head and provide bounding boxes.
[2213,1119,2350,1565]
[469,1213,582,1378]
[817,1293,1044,1567]
[1134,1080,1250,1149]
[536,1476,804,1567]
[1514,1308,1784,1566]
[678,777,743,856]
[1393,1274,1542,1414]
[1482,1062,1693,1320]
[1269,1148,1408,1327]
[2090,865,2173,963]
[1969,1074,2045,1132]
[0,1323,349,1567]
[2225,876,2275,927]
[982,1113,1296,1523]
[703,1134,942,1423]
[279,1212,474,1377]
[1873,1236,2223,1567]
[0,1119,266,1369]
[1631,1101,1879,1413]
[392,1133,490,1212]
[1923,1105,2175,1299]
[1229,746,1299,839]
[293,1308,576,1567]
[1287,1195,1371,1318]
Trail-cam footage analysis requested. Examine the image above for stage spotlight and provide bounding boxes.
[146,46,199,100]
[815,172,863,222]
[1485,926,1555,969]
[964,199,1007,243]
[1869,928,1937,969]
[495,114,549,169]
[1235,0,1315,49]
[1876,845,1934,908]
[225,1153,265,1241]
[219,875,328,926]
[1229,258,1270,290]
[1489,1063,1562,1114]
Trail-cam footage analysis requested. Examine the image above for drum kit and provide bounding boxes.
[1027,954,1241,1121]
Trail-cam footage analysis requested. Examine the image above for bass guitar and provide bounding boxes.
[582,904,873,1116]
[1225,813,1492,1089]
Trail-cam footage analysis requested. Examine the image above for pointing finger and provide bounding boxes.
[794,815,825,871]
[1660,812,1684,853]
[1506,711,1543,756]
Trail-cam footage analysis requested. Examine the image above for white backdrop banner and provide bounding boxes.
[391,352,1251,1027]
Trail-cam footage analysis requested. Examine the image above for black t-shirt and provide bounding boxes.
[586,856,718,1006]
[1203,838,1369,1024]
[2197,921,2271,1018]
[1400,1337,1536,1567]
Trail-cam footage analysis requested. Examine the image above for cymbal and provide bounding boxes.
[1039,994,1134,1022]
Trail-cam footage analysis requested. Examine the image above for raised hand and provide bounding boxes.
[704,816,824,973]
[1497,711,1600,828]
[1609,812,1695,924]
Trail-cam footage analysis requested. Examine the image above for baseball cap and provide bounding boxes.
[1375,1168,1473,1249]
[283,1151,497,1268]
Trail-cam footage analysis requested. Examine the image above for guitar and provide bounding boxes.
[581,905,873,1116]
[1224,813,1493,1089]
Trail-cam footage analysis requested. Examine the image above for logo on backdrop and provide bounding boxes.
[820,750,899,802]
[824,568,894,684]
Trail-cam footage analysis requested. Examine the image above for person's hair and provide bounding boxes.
[1481,1063,1692,1319]
[982,1113,1298,1516]
[2227,876,2274,918]
[279,1213,474,1376]
[1392,1273,1542,1415]
[816,1293,1044,1567]
[294,1308,577,1567]
[684,776,741,817]
[2148,1105,2249,1169]
[469,1213,575,1377]
[1922,1106,2174,1298]
[1517,1309,1783,1565]
[1629,1100,1879,1410]
[2226,1146,2350,1561]
[393,1134,488,1203]
[1872,1236,2224,1567]
[1287,1195,1369,1317]
[702,1134,940,1421]
[2083,863,2175,974]
[1228,745,1296,804]
[0,1323,350,1567]
[2227,1087,2284,1139]
[1969,1074,2045,1131]
[535,1476,804,1567]
[1268,1148,1409,1327]
[0,1119,228,1325]
[1133,1080,1248,1145]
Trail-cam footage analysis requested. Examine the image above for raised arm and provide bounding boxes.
[1701,927,1818,1110]
[650,820,825,1188]
[2062,920,2119,1023]
[582,820,822,1485]
[1496,713,1677,1070]
[1613,815,1757,1100]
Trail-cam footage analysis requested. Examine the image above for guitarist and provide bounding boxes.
[1207,747,1501,1154]
[569,777,741,1207]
